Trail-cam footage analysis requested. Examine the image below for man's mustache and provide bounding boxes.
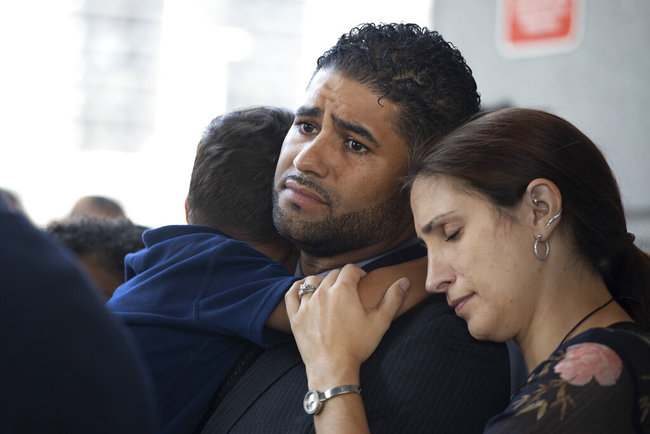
[282,174,331,203]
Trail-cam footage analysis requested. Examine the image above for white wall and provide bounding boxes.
[433,0,650,251]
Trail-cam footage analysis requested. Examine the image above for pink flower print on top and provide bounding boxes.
[554,342,623,386]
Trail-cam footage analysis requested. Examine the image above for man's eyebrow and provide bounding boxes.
[332,114,379,146]
[421,211,456,234]
[295,106,322,118]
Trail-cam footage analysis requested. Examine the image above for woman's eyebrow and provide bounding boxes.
[421,211,456,234]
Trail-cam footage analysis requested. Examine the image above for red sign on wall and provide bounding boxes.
[498,0,583,57]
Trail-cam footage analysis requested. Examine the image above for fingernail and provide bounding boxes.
[399,279,410,293]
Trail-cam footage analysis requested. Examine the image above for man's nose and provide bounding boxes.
[292,133,332,177]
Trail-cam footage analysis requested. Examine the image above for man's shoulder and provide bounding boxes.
[200,295,511,434]
[370,293,509,369]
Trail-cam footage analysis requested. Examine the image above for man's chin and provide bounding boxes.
[272,190,412,258]
[273,221,329,256]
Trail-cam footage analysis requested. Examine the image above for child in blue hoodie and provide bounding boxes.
[107,106,301,433]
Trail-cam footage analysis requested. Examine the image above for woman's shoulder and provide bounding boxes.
[568,322,650,363]
[540,322,650,399]
[582,321,650,341]
[484,323,650,433]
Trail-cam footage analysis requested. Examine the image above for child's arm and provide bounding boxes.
[264,257,429,333]
[266,297,293,333]
[357,257,429,317]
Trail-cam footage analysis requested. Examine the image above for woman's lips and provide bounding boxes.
[450,294,473,316]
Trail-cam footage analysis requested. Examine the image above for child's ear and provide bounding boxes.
[184,198,190,224]
[525,178,562,237]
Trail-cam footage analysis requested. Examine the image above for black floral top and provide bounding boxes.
[484,322,650,433]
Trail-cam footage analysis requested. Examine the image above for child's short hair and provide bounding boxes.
[186,106,294,243]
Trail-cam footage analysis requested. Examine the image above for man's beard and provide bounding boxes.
[272,188,412,257]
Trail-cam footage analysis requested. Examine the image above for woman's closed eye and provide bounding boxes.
[445,228,461,242]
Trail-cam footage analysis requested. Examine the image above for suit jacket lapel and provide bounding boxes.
[201,342,302,432]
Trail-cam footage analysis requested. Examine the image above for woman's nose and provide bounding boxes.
[424,252,455,294]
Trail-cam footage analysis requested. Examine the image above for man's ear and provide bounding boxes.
[525,178,562,238]
[184,198,190,224]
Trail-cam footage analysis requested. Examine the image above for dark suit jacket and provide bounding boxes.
[201,293,511,433]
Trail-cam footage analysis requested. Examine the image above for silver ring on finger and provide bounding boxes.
[298,283,318,299]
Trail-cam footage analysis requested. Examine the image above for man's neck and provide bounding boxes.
[298,225,416,276]
[248,239,299,273]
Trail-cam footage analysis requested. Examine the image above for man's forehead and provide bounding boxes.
[298,70,404,144]
[302,68,376,110]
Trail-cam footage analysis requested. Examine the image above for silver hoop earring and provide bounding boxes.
[534,234,550,261]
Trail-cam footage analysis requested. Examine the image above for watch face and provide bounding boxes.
[303,390,320,415]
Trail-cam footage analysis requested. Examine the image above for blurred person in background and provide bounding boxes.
[69,195,127,219]
[0,195,158,432]
[0,187,29,219]
[45,216,147,299]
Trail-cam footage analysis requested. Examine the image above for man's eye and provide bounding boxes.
[345,139,368,153]
[297,122,317,135]
[445,229,461,242]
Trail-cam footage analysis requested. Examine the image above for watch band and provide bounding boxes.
[303,384,361,415]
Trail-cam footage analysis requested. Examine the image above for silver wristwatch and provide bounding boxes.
[303,384,362,415]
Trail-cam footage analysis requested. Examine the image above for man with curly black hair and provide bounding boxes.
[273,22,480,265]
[200,23,511,434]
[313,22,480,162]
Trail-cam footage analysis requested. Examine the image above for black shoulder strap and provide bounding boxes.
[361,243,426,273]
